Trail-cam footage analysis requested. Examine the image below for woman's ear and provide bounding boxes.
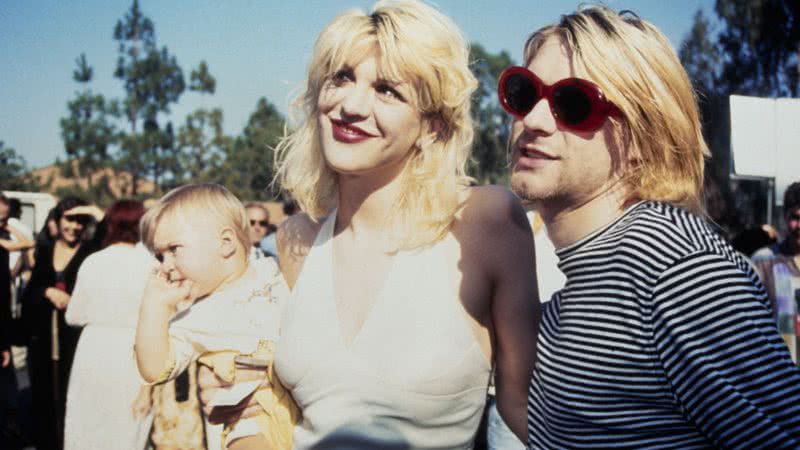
[219,227,238,259]
[418,113,447,148]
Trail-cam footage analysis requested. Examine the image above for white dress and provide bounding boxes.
[274,212,492,450]
[63,243,155,450]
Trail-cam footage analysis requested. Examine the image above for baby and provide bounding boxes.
[135,183,298,450]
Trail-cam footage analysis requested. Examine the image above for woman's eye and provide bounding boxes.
[331,69,354,85]
[376,83,404,101]
[169,245,180,255]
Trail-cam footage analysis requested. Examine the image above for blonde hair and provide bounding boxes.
[140,183,250,255]
[524,6,709,214]
[274,0,477,249]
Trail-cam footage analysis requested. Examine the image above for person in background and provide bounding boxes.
[751,181,800,303]
[245,203,273,260]
[501,6,800,448]
[63,199,154,450]
[20,197,105,450]
[260,197,297,262]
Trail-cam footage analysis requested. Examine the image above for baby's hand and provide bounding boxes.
[142,266,195,312]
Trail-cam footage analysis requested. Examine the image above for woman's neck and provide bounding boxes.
[336,166,407,238]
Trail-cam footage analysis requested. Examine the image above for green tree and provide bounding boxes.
[189,60,216,94]
[468,43,516,185]
[0,141,39,191]
[176,108,229,184]
[113,0,185,194]
[175,61,226,185]
[715,0,799,96]
[59,53,116,190]
[219,98,284,201]
[679,11,721,98]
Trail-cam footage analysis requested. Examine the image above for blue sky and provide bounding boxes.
[1,0,714,169]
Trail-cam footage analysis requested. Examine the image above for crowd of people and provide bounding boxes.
[2,1,800,449]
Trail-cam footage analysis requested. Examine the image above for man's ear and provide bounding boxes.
[219,227,238,259]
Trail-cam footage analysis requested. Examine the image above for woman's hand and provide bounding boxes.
[197,364,269,424]
[64,204,105,223]
[45,287,71,310]
[1,350,10,368]
[131,385,152,420]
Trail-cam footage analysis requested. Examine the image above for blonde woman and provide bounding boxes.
[199,1,539,449]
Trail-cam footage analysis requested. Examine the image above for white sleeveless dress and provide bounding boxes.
[274,212,492,450]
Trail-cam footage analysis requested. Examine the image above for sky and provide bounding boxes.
[0,0,714,169]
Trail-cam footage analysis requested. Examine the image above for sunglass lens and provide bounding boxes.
[553,84,593,126]
[504,74,539,116]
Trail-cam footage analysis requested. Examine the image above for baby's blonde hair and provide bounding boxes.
[140,183,250,255]
[524,5,709,214]
[274,0,477,250]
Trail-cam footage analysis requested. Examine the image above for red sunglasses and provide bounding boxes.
[497,66,620,132]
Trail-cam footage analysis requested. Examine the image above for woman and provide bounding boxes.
[21,196,104,450]
[63,199,154,450]
[263,1,539,448]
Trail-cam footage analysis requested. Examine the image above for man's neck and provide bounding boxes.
[539,186,629,249]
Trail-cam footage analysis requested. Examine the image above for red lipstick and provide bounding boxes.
[330,118,376,143]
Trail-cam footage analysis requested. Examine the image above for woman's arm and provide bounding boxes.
[0,222,34,251]
[462,186,541,442]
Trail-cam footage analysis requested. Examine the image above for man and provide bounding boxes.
[245,203,273,259]
[501,6,800,449]
[756,182,800,261]
[751,182,800,359]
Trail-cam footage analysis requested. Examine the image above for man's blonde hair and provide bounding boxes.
[274,0,477,249]
[141,183,250,254]
[524,6,709,214]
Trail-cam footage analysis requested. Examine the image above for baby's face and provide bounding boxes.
[152,211,225,299]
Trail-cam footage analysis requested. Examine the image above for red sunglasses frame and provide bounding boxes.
[497,66,620,132]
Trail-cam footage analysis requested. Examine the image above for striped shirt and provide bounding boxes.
[527,202,800,449]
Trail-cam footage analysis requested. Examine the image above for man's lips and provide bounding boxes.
[517,146,557,160]
[330,118,377,142]
[514,146,558,170]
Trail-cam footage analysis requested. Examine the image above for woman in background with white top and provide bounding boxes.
[64,199,154,450]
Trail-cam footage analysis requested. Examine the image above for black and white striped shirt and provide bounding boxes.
[528,202,800,449]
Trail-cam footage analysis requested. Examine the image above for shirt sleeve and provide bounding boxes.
[652,250,800,449]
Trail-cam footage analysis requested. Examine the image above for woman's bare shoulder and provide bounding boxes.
[277,212,324,288]
[456,185,528,233]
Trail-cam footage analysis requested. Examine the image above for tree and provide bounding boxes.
[176,108,228,184]
[59,53,116,190]
[174,61,226,185]
[218,98,284,201]
[468,43,516,185]
[714,0,799,97]
[113,0,185,194]
[678,2,800,234]
[189,61,216,94]
[0,141,39,191]
[679,11,721,99]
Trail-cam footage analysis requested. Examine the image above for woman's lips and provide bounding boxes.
[330,118,376,143]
